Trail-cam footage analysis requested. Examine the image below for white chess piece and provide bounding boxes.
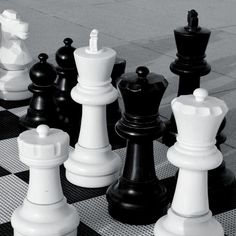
[154,88,227,236]
[64,29,121,188]
[11,125,80,236]
[0,9,32,100]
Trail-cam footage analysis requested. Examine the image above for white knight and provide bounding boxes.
[0,9,32,100]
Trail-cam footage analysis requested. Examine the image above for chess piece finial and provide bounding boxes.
[193,88,208,102]
[154,89,227,236]
[0,9,32,100]
[65,30,121,187]
[88,29,99,53]
[11,126,80,236]
[186,9,199,32]
[106,66,168,224]
[36,124,50,137]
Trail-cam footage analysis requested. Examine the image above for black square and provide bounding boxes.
[0,166,11,177]
[0,111,26,140]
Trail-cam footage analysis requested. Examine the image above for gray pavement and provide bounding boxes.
[1,0,236,157]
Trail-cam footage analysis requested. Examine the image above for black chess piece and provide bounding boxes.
[162,9,235,202]
[106,66,169,225]
[19,53,59,129]
[162,9,211,146]
[107,57,126,149]
[54,38,82,145]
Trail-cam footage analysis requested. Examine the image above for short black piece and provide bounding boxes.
[19,53,59,129]
[54,38,82,145]
[106,66,169,225]
[107,57,126,149]
[162,9,211,146]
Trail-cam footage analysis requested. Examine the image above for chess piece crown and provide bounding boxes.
[73,29,116,88]
[117,66,168,139]
[171,9,211,76]
[169,88,228,171]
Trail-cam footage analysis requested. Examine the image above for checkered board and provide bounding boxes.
[0,99,235,236]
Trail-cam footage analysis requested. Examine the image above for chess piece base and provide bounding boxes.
[0,68,31,100]
[154,209,224,236]
[65,144,121,188]
[11,198,79,236]
[106,177,168,225]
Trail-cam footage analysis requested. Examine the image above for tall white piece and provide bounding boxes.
[11,125,80,236]
[64,29,121,188]
[154,88,227,236]
[0,9,32,100]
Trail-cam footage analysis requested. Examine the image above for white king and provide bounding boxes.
[154,88,228,236]
[64,29,121,188]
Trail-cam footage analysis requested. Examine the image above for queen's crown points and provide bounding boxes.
[172,88,228,117]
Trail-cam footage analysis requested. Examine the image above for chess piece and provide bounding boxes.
[162,9,235,199]
[64,29,122,188]
[54,38,82,144]
[163,9,211,146]
[0,9,32,100]
[11,125,80,236]
[20,53,59,129]
[107,57,126,149]
[106,66,169,225]
[154,88,227,236]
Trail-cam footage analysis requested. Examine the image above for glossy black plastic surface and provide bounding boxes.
[106,66,169,224]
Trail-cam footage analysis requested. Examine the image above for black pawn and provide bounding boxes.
[20,53,59,129]
[106,66,168,225]
[163,9,211,146]
[107,57,126,149]
[54,38,82,145]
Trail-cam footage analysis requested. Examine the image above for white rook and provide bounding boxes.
[154,88,227,236]
[64,29,121,188]
[11,125,80,236]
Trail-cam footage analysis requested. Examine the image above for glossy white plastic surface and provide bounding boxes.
[0,9,32,100]
[154,88,227,236]
[11,125,80,236]
[65,29,121,188]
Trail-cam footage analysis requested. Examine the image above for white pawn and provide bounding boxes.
[11,125,80,236]
[154,88,227,236]
[64,29,121,188]
[0,9,32,100]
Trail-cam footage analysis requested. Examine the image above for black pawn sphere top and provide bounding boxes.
[54,38,81,146]
[19,53,59,129]
[106,66,169,225]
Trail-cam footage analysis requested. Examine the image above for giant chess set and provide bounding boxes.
[0,8,236,236]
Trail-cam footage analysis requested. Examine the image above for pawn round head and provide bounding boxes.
[172,88,228,147]
[73,29,116,87]
[55,38,76,69]
[29,53,57,86]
